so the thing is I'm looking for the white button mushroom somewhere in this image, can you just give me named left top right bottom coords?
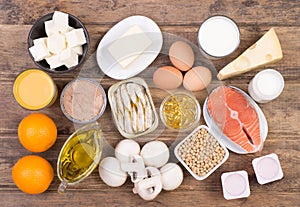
left=160, top=163, right=183, bottom=191
left=133, top=167, right=162, bottom=201
left=115, top=139, right=140, bottom=163
left=141, top=141, right=169, bottom=168
left=99, top=157, right=127, bottom=187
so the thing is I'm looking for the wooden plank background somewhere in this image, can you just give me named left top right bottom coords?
left=0, top=0, right=299, bottom=206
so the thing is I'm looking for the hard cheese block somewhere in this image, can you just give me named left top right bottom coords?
left=108, top=25, right=152, bottom=69
left=217, top=28, right=283, bottom=80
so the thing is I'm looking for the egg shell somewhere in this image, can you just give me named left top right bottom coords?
left=115, top=139, right=140, bottom=163
left=140, top=141, right=169, bottom=168
left=160, top=163, right=183, bottom=191
left=99, top=157, right=127, bottom=187
left=183, top=66, right=212, bottom=91
left=169, top=41, right=195, bottom=71
left=153, top=66, right=183, bottom=90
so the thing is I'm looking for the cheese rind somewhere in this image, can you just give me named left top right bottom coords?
left=107, top=25, right=152, bottom=69
left=217, top=28, right=283, bottom=80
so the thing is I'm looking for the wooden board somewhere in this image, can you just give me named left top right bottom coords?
left=0, top=0, right=299, bottom=206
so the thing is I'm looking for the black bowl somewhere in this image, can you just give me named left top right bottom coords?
left=27, top=12, right=90, bottom=73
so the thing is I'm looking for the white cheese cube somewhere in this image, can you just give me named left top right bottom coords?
left=45, top=54, right=64, bottom=69
left=47, top=33, right=66, bottom=54
left=33, top=37, right=47, bottom=46
left=44, top=20, right=58, bottom=37
left=71, top=45, right=83, bottom=55
left=66, top=26, right=74, bottom=32
left=29, top=43, right=50, bottom=61
left=108, top=25, right=152, bottom=68
left=52, top=11, right=69, bottom=33
left=65, top=28, right=87, bottom=48
left=60, top=48, right=78, bottom=68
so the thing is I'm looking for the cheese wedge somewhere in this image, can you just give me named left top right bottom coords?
left=217, top=28, right=283, bottom=80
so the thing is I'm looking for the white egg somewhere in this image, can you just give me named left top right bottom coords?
left=141, top=141, right=169, bottom=168
left=115, top=139, right=141, bottom=163
left=160, top=163, right=183, bottom=191
left=99, top=157, right=127, bottom=187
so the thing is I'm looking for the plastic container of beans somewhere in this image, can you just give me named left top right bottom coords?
left=174, top=125, right=229, bottom=180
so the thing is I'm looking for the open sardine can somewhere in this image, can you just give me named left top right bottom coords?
left=57, top=122, right=103, bottom=193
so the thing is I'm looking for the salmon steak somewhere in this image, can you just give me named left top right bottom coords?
left=207, top=86, right=262, bottom=153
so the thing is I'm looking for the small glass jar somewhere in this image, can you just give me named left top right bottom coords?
left=160, top=93, right=201, bottom=131
left=60, top=78, right=107, bottom=124
left=13, top=69, right=57, bottom=110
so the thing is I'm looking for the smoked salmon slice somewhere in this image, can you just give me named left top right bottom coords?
left=207, top=86, right=262, bottom=153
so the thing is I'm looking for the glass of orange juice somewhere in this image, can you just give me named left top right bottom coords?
left=13, top=69, right=57, bottom=110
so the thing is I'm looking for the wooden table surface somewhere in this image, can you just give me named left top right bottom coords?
left=1, top=0, right=299, bottom=206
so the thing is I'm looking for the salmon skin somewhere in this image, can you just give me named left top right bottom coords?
left=207, top=86, right=262, bottom=153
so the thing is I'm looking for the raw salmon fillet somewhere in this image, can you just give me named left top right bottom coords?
left=207, top=86, right=262, bottom=153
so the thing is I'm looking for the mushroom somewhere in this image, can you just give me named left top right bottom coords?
left=132, top=167, right=162, bottom=201
left=121, top=155, right=147, bottom=183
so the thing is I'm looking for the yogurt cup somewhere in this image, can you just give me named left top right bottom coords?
left=248, top=69, right=284, bottom=103
left=13, top=69, right=57, bottom=110
left=198, top=15, right=240, bottom=59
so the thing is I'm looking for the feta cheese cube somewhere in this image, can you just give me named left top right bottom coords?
left=65, top=28, right=87, bottom=48
left=45, top=54, right=64, bottom=69
left=66, top=26, right=74, bottom=32
left=33, top=37, right=47, bottom=46
left=60, top=48, right=78, bottom=68
left=52, top=11, right=69, bottom=33
left=71, top=45, right=83, bottom=55
left=47, top=33, right=66, bottom=54
left=44, top=20, right=58, bottom=37
left=29, top=43, right=50, bottom=61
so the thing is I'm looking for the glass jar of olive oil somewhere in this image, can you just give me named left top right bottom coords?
left=57, top=122, right=102, bottom=193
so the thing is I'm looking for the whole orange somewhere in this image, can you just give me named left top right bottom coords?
left=12, top=155, right=54, bottom=194
left=18, top=113, right=57, bottom=153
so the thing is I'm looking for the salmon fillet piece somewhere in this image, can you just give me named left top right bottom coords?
left=207, top=86, right=262, bottom=153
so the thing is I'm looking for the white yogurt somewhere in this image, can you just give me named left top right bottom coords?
left=252, top=153, right=284, bottom=185
left=221, top=170, right=250, bottom=200
left=198, top=16, right=240, bottom=58
left=248, top=69, right=284, bottom=103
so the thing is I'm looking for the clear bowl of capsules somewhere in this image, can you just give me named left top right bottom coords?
left=159, top=92, right=201, bottom=131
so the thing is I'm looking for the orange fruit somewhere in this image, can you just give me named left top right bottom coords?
left=12, top=155, right=54, bottom=194
left=18, top=113, right=57, bottom=153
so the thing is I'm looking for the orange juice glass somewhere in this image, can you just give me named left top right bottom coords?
left=13, top=69, right=57, bottom=110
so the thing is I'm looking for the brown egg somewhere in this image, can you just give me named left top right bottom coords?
left=183, top=66, right=212, bottom=91
left=169, top=41, right=194, bottom=71
left=153, top=66, right=183, bottom=90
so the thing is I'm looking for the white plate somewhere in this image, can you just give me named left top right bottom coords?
left=203, top=86, right=268, bottom=154
left=96, top=15, right=163, bottom=80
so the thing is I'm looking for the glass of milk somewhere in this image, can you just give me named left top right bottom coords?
left=198, top=16, right=240, bottom=59
left=248, top=69, right=284, bottom=103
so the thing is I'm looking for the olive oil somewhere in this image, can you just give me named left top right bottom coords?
left=57, top=122, right=102, bottom=193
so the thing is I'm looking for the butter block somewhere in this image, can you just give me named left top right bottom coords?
left=71, top=45, right=83, bottom=55
left=53, top=11, right=69, bottom=33
left=65, top=28, right=87, bottom=48
left=60, top=48, right=78, bottom=68
left=29, top=43, right=51, bottom=61
left=217, top=28, right=283, bottom=80
left=44, top=20, right=57, bottom=37
left=108, top=25, right=152, bottom=69
left=47, top=33, right=67, bottom=54
left=45, top=54, right=64, bottom=69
